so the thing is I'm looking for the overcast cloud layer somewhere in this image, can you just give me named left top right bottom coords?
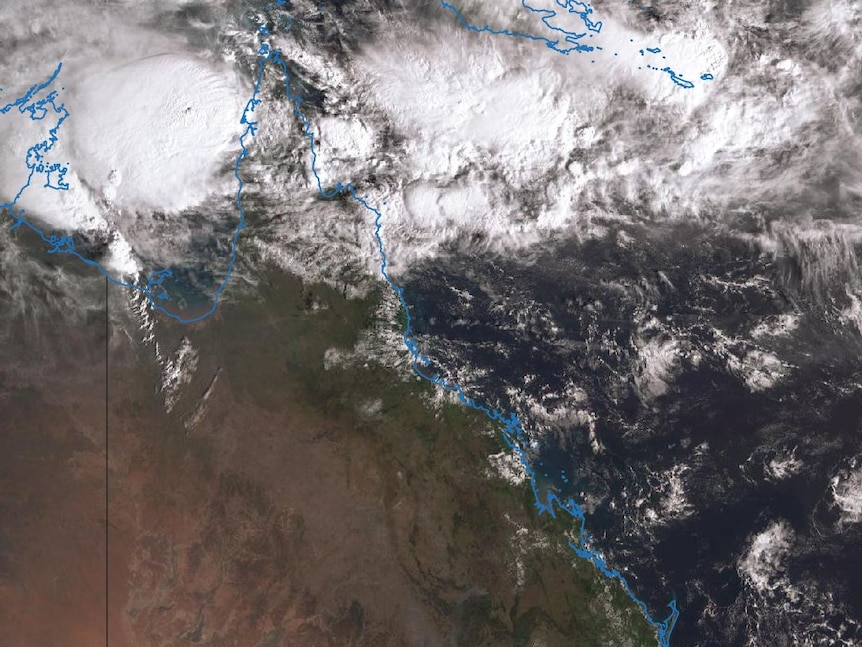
left=1, top=0, right=859, bottom=310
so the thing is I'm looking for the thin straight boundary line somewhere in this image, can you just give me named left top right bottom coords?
left=105, top=276, right=109, bottom=647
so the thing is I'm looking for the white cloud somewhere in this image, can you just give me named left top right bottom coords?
left=64, top=54, right=245, bottom=214
left=738, top=519, right=795, bottom=594
left=0, top=0, right=248, bottom=279
left=831, top=458, right=862, bottom=525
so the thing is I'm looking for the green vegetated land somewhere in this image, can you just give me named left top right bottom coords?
left=111, top=267, right=659, bottom=647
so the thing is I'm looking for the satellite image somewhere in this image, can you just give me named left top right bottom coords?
left=0, top=0, right=860, bottom=645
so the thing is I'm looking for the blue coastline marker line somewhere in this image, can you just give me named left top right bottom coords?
left=0, top=6, right=680, bottom=642
left=254, top=7, right=679, bottom=644
left=0, top=54, right=275, bottom=324
left=440, top=0, right=702, bottom=89
left=2, top=0, right=704, bottom=319
left=439, top=0, right=596, bottom=54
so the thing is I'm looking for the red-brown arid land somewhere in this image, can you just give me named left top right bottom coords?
left=0, top=258, right=655, bottom=647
